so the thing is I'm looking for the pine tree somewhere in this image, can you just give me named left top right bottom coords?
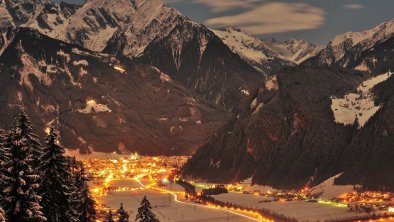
left=0, top=206, right=5, bottom=222
left=0, top=129, right=12, bottom=206
left=105, top=211, right=114, bottom=222
left=0, top=129, right=8, bottom=163
left=67, top=157, right=83, bottom=221
left=74, top=163, right=96, bottom=222
left=14, top=109, right=42, bottom=171
left=38, top=128, right=77, bottom=222
left=117, top=203, right=129, bottom=222
left=135, top=196, right=159, bottom=222
left=2, top=115, right=46, bottom=222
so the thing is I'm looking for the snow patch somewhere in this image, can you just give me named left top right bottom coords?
left=78, top=99, right=112, bottom=114
left=240, top=88, right=250, bottom=96
left=160, top=73, right=171, bottom=82
left=252, top=103, right=264, bottom=115
left=79, top=67, right=88, bottom=77
left=57, top=50, right=71, bottom=63
left=73, top=60, right=89, bottom=66
left=113, top=65, right=126, bottom=74
left=311, top=173, right=356, bottom=199
left=331, top=71, right=393, bottom=127
left=17, top=91, right=23, bottom=102
left=354, top=61, right=370, bottom=72
left=265, top=75, right=279, bottom=91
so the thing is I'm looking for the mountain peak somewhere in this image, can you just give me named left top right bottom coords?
left=304, top=18, right=394, bottom=66
left=331, top=19, right=394, bottom=47
left=212, top=27, right=294, bottom=74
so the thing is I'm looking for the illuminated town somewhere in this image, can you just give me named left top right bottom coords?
left=74, top=152, right=394, bottom=222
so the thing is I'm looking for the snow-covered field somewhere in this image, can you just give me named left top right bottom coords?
left=95, top=181, right=256, bottom=222
left=311, top=174, right=355, bottom=199
left=331, top=71, right=393, bottom=127
left=214, top=193, right=367, bottom=221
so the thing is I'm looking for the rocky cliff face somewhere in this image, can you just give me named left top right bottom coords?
left=0, top=28, right=228, bottom=155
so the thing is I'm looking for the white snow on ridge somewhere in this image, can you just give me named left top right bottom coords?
left=324, top=19, right=394, bottom=65
left=160, top=73, right=171, bottom=82
left=78, top=99, right=112, bottom=114
left=213, top=27, right=294, bottom=72
left=213, top=28, right=269, bottom=62
left=265, top=38, right=323, bottom=64
left=331, top=19, right=394, bottom=47
left=331, top=71, right=393, bottom=127
left=73, top=60, right=89, bottom=66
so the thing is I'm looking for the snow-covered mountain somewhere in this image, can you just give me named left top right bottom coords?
left=212, top=27, right=295, bottom=74
left=0, top=0, right=263, bottom=109
left=183, top=20, right=394, bottom=191
left=265, top=38, right=324, bottom=64
left=0, top=27, right=228, bottom=155
left=103, top=2, right=263, bottom=109
left=304, top=19, right=394, bottom=67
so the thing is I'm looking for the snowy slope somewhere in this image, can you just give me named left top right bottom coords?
left=305, top=19, right=394, bottom=66
left=54, top=0, right=135, bottom=52
left=311, top=174, right=355, bottom=199
left=0, top=0, right=263, bottom=110
left=0, top=27, right=228, bottom=155
left=213, top=27, right=294, bottom=74
left=265, top=38, right=324, bottom=64
left=331, top=71, right=393, bottom=127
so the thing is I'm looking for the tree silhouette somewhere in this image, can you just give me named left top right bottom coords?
left=135, top=196, right=159, bottom=222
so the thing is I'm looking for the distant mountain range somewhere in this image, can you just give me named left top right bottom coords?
left=1, top=0, right=394, bottom=190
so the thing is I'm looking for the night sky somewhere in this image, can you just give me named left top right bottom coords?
left=53, top=0, right=394, bottom=44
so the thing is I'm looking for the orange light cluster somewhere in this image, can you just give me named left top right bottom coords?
left=80, top=155, right=189, bottom=217
left=340, top=191, right=392, bottom=203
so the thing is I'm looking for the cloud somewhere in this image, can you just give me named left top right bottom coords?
left=192, top=0, right=261, bottom=12
left=343, top=3, right=364, bottom=10
left=205, top=2, right=326, bottom=35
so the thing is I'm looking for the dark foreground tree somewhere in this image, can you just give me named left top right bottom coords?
left=74, top=163, right=96, bottom=222
left=135, top=196, right=160, bottom=222
left=14, top=109, right=43, bottom=171
left=0, top=206, right=5, bottom=222
left=1, top=113, right=46, bottom=221
left=117, top=203, right=129, bottom=222
left=105, top=210, right=115, bottom=222
left=0, top=129, right=12, bottom=206
left=39, top=128, right=77, bottom=222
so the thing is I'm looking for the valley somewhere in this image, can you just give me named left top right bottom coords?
left=72, top=152, right=394, bottom=222
left=0, top=0, right=394, bottom=221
